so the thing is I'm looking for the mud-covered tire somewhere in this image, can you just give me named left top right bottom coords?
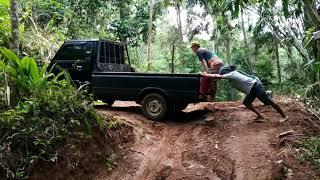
left=102, top=99, right=115, bottom=106
left=141, top=93, right=168, bottom=121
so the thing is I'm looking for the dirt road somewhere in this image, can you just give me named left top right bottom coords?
left=95, top=98, right=319, bottom=180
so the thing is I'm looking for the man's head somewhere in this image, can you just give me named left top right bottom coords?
left=190, top=41, right=200, bottom=53
left=219, top=65, right=234, bottom=75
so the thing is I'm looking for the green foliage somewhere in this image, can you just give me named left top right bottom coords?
left=10, top=0, right=318, bottom=105
left=0, top=47, right=55, bottom=97
left=270, top=81, right=302, bottom=96
left=109, top=0, right=164, bottom=44
left=305, top=57, right=320, bottom=82
left=253, top=56, right=275, bottom=84
left=105, top=153, right=118, bottom=171
left=0, top=61, right=7, bottom=108
left=2, top=0, right=320, bottom=177
left=0, top=80, right=102, bottom=179
left=215, top=80, right=235, bottom=102
left=177, top=46, right=202, bottom=73
left=299, top=137, right=320, bottom=170
left=0, top=48, right=103, bottom=179
left=106, top=116, right=123, bottom=129
left=305, top=27, right=316, bottom=47
left=232, top=46, right=252, bottom=73
left=0, top=0, right=10, bottom=46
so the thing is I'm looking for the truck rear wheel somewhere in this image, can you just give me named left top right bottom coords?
left=141, top=93, right=168, bottom=121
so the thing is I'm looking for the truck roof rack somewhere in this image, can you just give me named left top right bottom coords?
left=99, top=39, right=125, bottom=45
left=64, top=39, right=126, bottom=46
left=65, top=39, right=99, bottom=42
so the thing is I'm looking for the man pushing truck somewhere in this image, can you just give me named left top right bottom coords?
left=202, top=65, right=288, bottom=123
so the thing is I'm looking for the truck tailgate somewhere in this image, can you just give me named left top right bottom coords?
left=91, top=72, right=200, bottom=103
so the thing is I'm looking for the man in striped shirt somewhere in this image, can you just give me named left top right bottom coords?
left=191, top=41, right=224, bottom=100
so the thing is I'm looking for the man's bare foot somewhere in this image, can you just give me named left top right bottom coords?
left=279, top=116, right=288, bottom=123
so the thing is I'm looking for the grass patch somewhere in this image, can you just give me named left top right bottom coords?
left=106, top=153, right=118, bottom=171
left=299, top=137, right=320, bottom=170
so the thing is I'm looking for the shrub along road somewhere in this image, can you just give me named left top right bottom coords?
left=95, top=98, right=320, bottom=180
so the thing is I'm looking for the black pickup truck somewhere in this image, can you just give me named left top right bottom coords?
left=50, top=39, right=201, bottom=120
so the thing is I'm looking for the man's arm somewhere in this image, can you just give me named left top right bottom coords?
left=201, top=73, right=225, bottom=79
left=201, top=59, right=209, bottom=73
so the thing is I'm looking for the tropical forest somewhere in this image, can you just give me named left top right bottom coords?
left=0, top=0, right=320, bottom=179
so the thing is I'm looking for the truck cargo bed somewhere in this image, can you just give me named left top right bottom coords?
left=92, top=72, right=200, bottom=103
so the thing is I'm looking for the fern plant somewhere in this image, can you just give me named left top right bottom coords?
left=0, top=47, right=69, bottom=106
left=0, top=47, right=52, bottom=95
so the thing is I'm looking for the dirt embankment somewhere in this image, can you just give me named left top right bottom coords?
left=30, top=98, right=320, bottom=180
left=94, top=98, right=320, bottom=180
left=29, top=119, right=135, bottom=180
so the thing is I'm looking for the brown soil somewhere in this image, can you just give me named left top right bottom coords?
left=29, top=97, right=320, bottom=180
left=29, top=122, right=135, bottom=180
left=93, top=97, right=320, bottom=180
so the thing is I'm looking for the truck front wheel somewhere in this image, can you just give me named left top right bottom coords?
left=141, top=93, right=168, bottom=121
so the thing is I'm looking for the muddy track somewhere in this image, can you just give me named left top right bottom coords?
left=95, top=98, right=319, bottom=180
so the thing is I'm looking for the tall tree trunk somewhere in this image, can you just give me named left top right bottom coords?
left=223, top=14, right=236, bottom=100
left=240, top=7, right=252, bottom=73
left=287, top=45, right=294, bottom=78
left=147, top=0, right=154, bottom=70
left=241, top=8, right=248, bottom=46
left=135, top=47, right=140, bottom=64
left=175, top=1, right=183, bottom=63
left=186, top=7, right=192, bottom=40
left=303, top=0, right=320, bottom=30
left=4, top=73, right=10, bottom=106
left=223, top=14, right=232, bottom=64
left=10, top=0, right=19, bottom=55
left=225, top=37, right=231, bottom=64
left=303, top=0, right=320, bottom=82
left=265, top=10, right=309, bottom=61
left=119, top=1, right=128, bottom=43
left=225, top=35, right=236, bottom=100
left=212, top=16, right=219, bottom=53
left=254, top=42, right=259, bottom=63
left=275, top=42, right=282, bottom=83
left=302, top=0, right=320, bottom=66
left=176, top=2, right=183, bottom=45
left=171, top=44, right=175, bottom=73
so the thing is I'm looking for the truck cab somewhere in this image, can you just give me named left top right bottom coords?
left=51, top=39, right=133, bottom=84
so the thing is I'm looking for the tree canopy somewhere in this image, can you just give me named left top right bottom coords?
left=0, top=0, right=318, bottom=102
